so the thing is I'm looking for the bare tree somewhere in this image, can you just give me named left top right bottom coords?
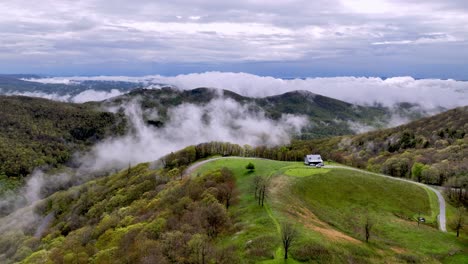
left=219, top=168, right=237, bottom=209
left=219, top=181, right=236, bottom=209
left=256, top=177, right=269, bottom=207
left=253, top=175, right=263, bottom=199
left=203, top=203, right=228, bottom=238
left=281, top=222, right=297, bottom=259
left=364, top=214, right=374, bottom=243
left=453, top=207, right=465, bottom=237
left=259, top=183, right=267, bottom=207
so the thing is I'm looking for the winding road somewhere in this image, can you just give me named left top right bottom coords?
left=185, top=157, right=447, bottom=232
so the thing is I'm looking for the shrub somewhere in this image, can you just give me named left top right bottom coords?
left=291, top=243, right=331, bottom=262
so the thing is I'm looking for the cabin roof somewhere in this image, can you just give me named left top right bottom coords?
left=306, top=154, right=322, bottom=160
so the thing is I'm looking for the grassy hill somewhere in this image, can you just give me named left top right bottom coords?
left=193, top=158, right=467, bottom=263
left=2, top=157, right=466, bottom=263
left=283, top=106, right=468, bottom=204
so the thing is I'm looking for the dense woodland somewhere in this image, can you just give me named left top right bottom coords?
left=0, top=96, right=126, bottom=178
left=0, top=163, right=240, bottom=263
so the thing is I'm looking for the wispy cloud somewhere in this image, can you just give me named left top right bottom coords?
left=372, top=34, right=460, bottom=45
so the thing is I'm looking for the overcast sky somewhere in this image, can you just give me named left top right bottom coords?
left=1, top=0, right=468, bottom=78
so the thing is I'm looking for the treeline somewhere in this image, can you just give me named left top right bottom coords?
left=1, top=163, right=240, bottom=263
left=161, top=141, right=308, bottom=170
left=0, top=96, right=126, bottom=178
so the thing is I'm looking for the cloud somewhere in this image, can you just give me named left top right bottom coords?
left=28, top=72, right=468, bottom=109
left=84, top=98, right=307, bottom=171
left=5, top=89, right=124, bottom=103
left=71, top=89, right=124, bottom=103
left=0, top=0, right=467, bottom=77
left=5, top=91, right=72, bottom=101
left=372, top=34, right=459, bottom=45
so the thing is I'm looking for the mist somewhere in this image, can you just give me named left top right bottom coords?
left=0, top=96, right=307, bottom=232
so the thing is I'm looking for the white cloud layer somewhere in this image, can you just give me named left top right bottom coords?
left=28, top=72, right=468, bottom=109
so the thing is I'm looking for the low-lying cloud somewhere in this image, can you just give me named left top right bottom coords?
left=85, top=98, right=307, bottom=171
left=5, top=89, right=124, bottom=103
left=26, top=72, right=468, bottom=109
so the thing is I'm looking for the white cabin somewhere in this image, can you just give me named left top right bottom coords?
left=304, top=154, right=324, bottom=167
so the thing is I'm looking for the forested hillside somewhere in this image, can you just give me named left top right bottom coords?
left=0, top=96, right=126, bottom=178
left=2, top=156, right=466, bottom=263
left=0, top=163, right=240, bottom=263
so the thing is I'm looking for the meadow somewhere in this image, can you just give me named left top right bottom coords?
left=193, top=157, right=468, bottom=263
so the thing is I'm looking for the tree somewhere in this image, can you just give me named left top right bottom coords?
left=219, top=181, right=236, bottom=209
left=281, top=222, right=297, bottom=259
left=189, top=234, right=211, bottom=264
left=452, top=207, right=465, bottom=238
left=364, top=214, right=374, bottom=243
left=411, top=162, right=425, bottom=182
left=253, top=175, right=263, bottom=199
left=218, top=168, right=237, bottom=209
left=259, top=181, right=267, bottom=207
left=203, top=203, right=228, bottom=238
left=246, top=162, right=255, bottom=172
left=253, top=176, right=269, bottom=207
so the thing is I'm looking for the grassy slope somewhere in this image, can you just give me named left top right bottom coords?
left=193, top=158, right=468, bottom=263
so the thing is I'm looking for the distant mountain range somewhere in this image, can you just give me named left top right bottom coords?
left=0, top=75, right=143, bottom=95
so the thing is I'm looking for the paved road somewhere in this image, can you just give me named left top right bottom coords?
left=185, top=157, right=447, bottom=232
left=326, top=165, right=446, bottom=232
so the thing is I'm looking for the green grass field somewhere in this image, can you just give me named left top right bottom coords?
left=193, top=157, right=468, bottom=263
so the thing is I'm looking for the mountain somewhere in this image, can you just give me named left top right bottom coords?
left=0, top=86, right=452, bottom=182
left=102, top=87, right=390, bottom=138
left=0, top=88, right=389, bottom=181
